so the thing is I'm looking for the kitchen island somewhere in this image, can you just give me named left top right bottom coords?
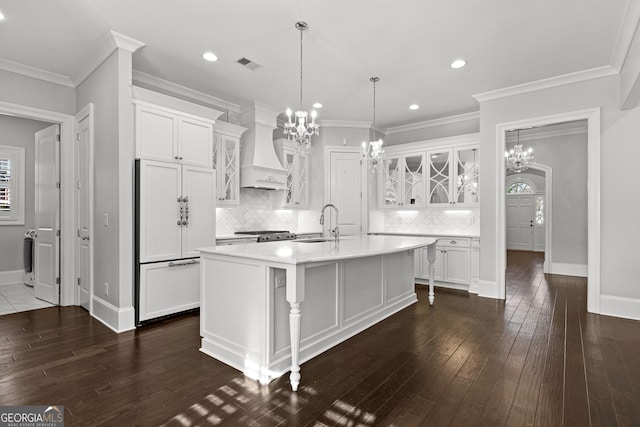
left=198, top=234, right=437, bottom=391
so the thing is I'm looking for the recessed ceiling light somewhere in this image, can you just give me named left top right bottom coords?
left=313, top=102, right=323, bottom=109
left=0, top=10, right=5, bottom=20
left=450, top=59, right=467, bottom=69
left=409, top=104, right=420, bottom=110
left=202, top=52, right=218, bottom=62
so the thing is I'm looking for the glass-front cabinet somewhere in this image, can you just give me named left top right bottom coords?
left=427, top=144, right=479, bottom=207
left=275, top=139, right=309, bottom=208
left=380, top=153, right=425, bottom=208
left=213, top=122, right=246, bottom=207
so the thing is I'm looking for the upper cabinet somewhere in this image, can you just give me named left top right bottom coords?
left=380, top=153, right=425, bottom=208
left=427, top=145, right=479, bottom=207
left=213, top=122, right=246, bottom=206
left=379, top=135, right=479, bottom=209
left=135, top=102, right=213, bottom=168
left=275, top=139, right=309, bottom=208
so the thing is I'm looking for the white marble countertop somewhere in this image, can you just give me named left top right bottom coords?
left=200, top=234, right=436, bottom=265
left=369, top=231, right=480, bottom=239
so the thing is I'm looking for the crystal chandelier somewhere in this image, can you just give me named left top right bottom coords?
left=284, top=21, right=319, bottom=151
left=505, top=129, right=533, bottom=173
left=361, top=77, right=384, bottom=167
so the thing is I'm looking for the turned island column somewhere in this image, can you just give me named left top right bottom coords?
left=427, top=243, right=436, bottom=305
left=285, top=264, right=306, bottom=391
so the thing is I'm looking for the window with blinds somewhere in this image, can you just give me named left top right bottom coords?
left=0, top=158, right=11, bottom=212
left=0, top=145, right=25, bottom=224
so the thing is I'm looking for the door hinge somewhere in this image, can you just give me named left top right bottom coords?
left=77, top=277, right=81, bottom=286
left=77, top=180, right=81, bottom=189
left=77, top=229, right=80, bottom=237
left=56, top=134, right=61, bottom=142
left=56, top=229, right=60, bottom=237
left=56, top=277, right=60, bottom=285
left=76, top=132, right=80, bottom=142
left=56, top=181, right=61, bottom=189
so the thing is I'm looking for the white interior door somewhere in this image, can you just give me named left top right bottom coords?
left=181, top=165, right=216, bottom=258
left=34, top=125, right=60, bottom=304
left=139, top=160, right=182, bottom=263
left=76, top=114, right=91, bottom=310
left=506, top=194, right=534, bottom=251
left=329, top=151, right=362, bottom=235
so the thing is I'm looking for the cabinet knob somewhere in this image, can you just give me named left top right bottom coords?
left=174, top=156, right=179, bottom=160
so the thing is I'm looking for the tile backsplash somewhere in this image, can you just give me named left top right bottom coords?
left=373, top=208, right=480, bottom=235
left=216, top=188, right=299, bottom=235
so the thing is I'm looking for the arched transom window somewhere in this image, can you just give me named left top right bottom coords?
left=506, top=181, right=534, bottom=194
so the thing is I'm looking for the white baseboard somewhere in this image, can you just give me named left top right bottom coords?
left=468, top=281, right=480, bottom=294
left=478, top=279, right=501, bottom=299
left=91, top=296, right=136, bottom=333
left=0, top=270, right=25, bottom=286
left=550, top=263, right=587, bottom=277
left=599, top=295, right=640, bottom=321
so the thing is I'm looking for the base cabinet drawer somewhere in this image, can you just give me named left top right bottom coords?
left=139, top=259, right=200, bottom=322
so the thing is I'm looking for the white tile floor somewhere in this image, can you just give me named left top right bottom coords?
left=0, top=283, right=55, bottom=315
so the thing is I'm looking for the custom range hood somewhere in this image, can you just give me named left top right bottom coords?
left=236, top=102, right=287, bottom=190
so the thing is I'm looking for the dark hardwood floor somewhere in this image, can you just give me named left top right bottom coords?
left=1, top=251, right=639, bottom=426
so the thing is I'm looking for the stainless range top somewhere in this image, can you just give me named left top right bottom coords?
left=235, top=230, right=297, bottom=243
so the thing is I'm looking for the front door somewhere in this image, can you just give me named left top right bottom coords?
left=506, top=194, right=534, bottom=251
left=328, top=151, right=363, bottom=235
left=34, top=125, right=60, bottom=304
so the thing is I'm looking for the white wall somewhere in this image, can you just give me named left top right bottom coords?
left=0, top=69, right=75, bottom=115
left=76, top=48, right=136, bottom=330
left=479, top=75, right=640, bottom=304
left=507, top=126, right=588, bottom=265
left=0, top=115, right=51, bottom=272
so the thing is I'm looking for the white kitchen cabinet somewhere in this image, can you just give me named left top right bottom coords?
left=138, top=259, right=200, bottom=322
left=427, top=145, right=479, bottom=207
left=138, top=159, right=216, bottom=263
left=417, top=237, right=471, bottom=286
left=379, top=152, right=425, bottom=208
left=213, top=130, right=241, bottom=206
left=275, top=139, right=309, bottom=208
left=135, top=101, right=214, bottom=168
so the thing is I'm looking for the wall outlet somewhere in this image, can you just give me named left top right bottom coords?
left=104, top=213, right=109, bottom=226
left=104, top=282, right=109, bottom=296
left=275, top=270, right=286, bottom=288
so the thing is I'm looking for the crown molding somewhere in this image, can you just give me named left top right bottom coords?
left=110, top=30, right=146, bottom=53
left=72, top=30, right=145, bottom=87
left=319, top=119, right=371, bottom=129
left=472, top=65, right=618, bottom=103
left=0, top=58, right=74, bottom=87
left=506, top=126, right=587, bottom=143
left=384, top=111, right=479, bottom=135
left=611, top=0, right=640, bottom=71
left=132, top=70, right=241, bottom=114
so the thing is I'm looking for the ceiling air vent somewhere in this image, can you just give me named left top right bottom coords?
left=235, top=57, right=261, bottom=70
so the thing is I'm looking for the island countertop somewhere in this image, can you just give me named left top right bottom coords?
left=198, top=234, right=437, bottom=265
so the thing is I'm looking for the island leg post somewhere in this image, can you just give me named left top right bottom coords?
left=286, top=265, right=305, bottom=391
left=427, top=243, right=436, bottom=305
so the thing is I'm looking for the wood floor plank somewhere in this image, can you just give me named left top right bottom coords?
left=0, top=252, right=637, bottom=426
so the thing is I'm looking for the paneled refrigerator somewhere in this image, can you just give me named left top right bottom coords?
left=135, top=159, right=216, bottom=325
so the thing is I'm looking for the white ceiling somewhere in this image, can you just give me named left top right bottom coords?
left=0, top=0, right=630, bottom=128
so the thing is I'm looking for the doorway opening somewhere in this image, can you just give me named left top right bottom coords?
left=0, top=101, right=80, bottom=309
left=497, top=112, right=596, bottom=311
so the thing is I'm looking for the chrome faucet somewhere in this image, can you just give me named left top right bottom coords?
left=319, top=204, right=339, bottom=241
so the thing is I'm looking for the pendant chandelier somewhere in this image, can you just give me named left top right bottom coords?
left=505, top=129, right=533, bottom=173
left=361, top=77, right=384, bottom=167
left=284, top=21, right=319, bottom=151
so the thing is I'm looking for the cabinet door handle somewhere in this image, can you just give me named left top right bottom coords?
left=450, top=240, right=457, bottom=244
left=168, top=260, right=199, bottom=267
